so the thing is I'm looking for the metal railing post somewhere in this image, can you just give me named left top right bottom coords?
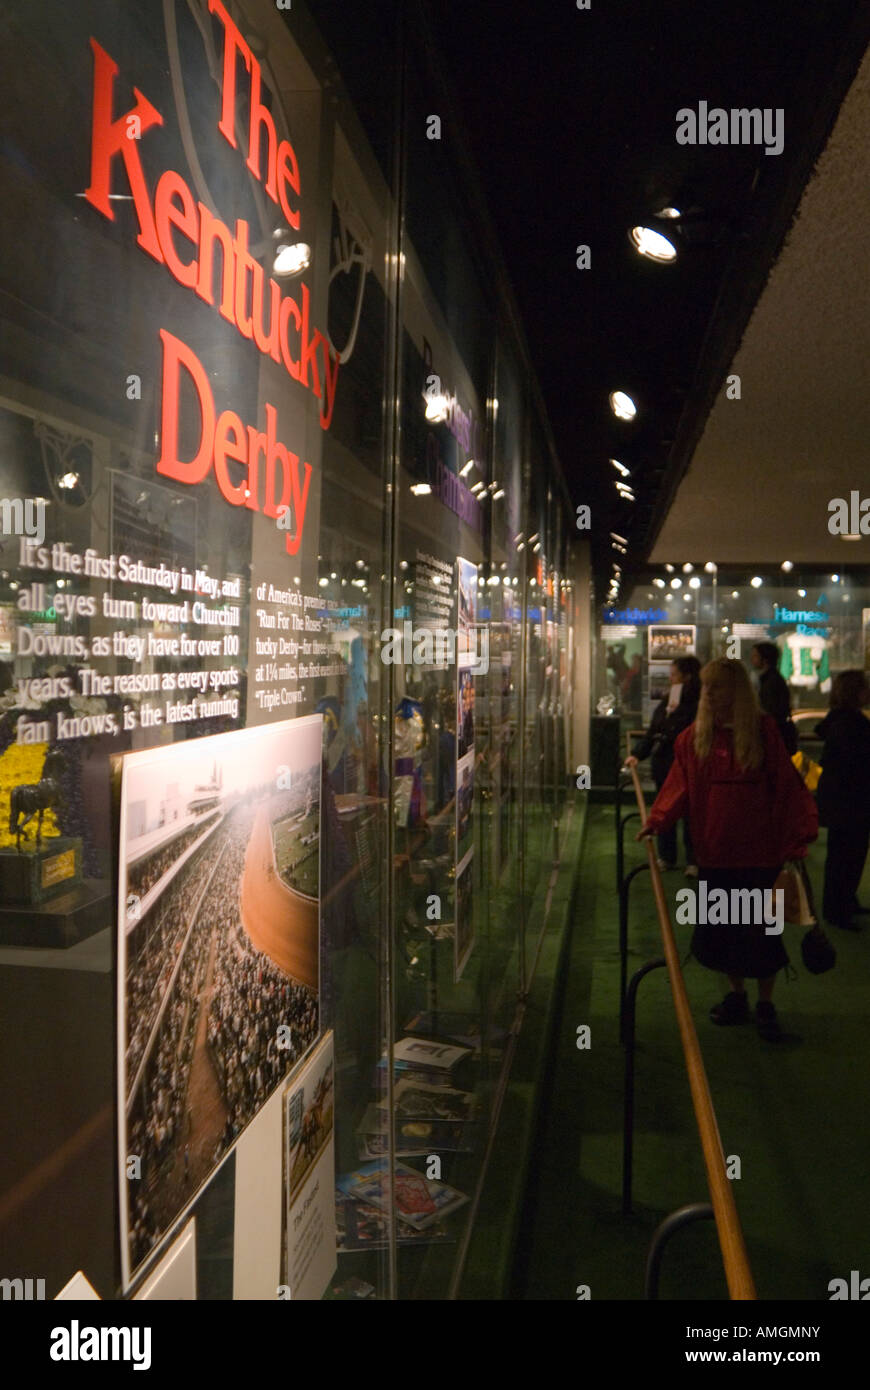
left=645, top=1204, right=715, bottom=1299
left=622, top=957, right=666, bottom=1215
left=618, top=863, right=650, bottom=1042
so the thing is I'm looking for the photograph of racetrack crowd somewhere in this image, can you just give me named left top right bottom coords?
left=118, top=719, right=322, bottom=1283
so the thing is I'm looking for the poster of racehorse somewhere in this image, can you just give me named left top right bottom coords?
left=285, top=1032, right=334, bottom=1202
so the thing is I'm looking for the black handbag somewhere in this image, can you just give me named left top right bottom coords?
left=801, top=924, right=836, bottom=975
left=793, top=863, right=836, bottom=974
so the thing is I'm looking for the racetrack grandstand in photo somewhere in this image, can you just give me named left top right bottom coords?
left=117, top=718, right=323, bottom=1284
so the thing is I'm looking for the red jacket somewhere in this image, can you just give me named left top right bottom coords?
left=645, top=715, right=818, bottom=868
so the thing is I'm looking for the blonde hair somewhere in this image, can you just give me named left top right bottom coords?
left=693, top=659, right=764, bottom=770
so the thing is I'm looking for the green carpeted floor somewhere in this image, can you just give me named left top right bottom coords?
left=513, top=805, right=870, bottom=1301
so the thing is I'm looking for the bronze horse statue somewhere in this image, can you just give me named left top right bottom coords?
left=9, top=746, right=65, bottom=851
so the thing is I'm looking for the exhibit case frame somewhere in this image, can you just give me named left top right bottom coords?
left=0, top=0, right=583, bottom=1300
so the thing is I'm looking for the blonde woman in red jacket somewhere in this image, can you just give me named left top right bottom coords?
left=638, top=659, right=818, bottom=1041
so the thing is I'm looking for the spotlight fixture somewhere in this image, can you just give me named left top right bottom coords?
left=704, top=561, right=717, bottom=573
left=657, top=206, right=682, bottom=220
left=652, top=578, right=665, bottom=589
left=831, top=574, right=840, bottom=583
left=670, top=577, right=682, bottom=589
left=410, top=483, right=431, bottom=496
left=610, top=532, right=628, bottom=545
left=664, top=564, right=675, bottom=573
left=629, top=225, right=677, bottom=263
left=780, top=560, right=794, bottom=572
left=57, top=471, right=81, bottom=491
left=459, top=459, right=475, bottom=478
left=689, top=576, right=701, bottom=589
left=610, top=458, right=631, bottom=477
left=731, top=591, right=739, bottom=599
left=492, top=488, right=505, bottom=500
left=750, top=576, right=763, bottom=588
left=797, top=589, right=807, bottom=598
left=682, top=563, right=693, bottom=573
left=609, top=391, right=637, bottom=420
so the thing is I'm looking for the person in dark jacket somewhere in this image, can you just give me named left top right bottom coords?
left=751, top=642, right=797, bottom=754
left=624, top=656, right=701, bottom=873
left=815, top=669, right=870, bottom=931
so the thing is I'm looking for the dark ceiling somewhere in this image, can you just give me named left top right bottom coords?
left=427, top=0, right=870, bottom=587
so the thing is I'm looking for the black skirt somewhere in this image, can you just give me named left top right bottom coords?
left=690, top=866, right=789, bottom=980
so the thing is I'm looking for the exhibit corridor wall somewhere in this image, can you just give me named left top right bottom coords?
left=0, top=0, right=582, bottom=1300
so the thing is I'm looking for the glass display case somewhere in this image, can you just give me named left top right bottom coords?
left=0, top=0, right=582, bottom=1300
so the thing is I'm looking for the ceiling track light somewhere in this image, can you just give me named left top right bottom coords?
left=629, top=225, right=678, bottom=263
left=609, top=391, right=637, bottom=421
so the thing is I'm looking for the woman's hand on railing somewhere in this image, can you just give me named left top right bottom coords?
left=623, top=754, right=639, bottom=769
left=635, top=819, right=655, bottom=841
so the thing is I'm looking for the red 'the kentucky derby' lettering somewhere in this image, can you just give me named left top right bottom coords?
left=80, top=34, right=339, bottom=558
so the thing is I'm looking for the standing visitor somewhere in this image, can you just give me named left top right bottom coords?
left=624, top=656, right=701, bottom=874
left=815, top=670, right=870, bottom=932
left=751, top=641, right=797, bottom=753
left=638, top=659, right=818, bottom=1041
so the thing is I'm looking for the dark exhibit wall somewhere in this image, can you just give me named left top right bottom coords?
left=0, top=0, right=583, bottom=1300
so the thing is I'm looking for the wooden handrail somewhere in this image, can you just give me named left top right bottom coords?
left=627, top=764, right=757, bottom=1300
